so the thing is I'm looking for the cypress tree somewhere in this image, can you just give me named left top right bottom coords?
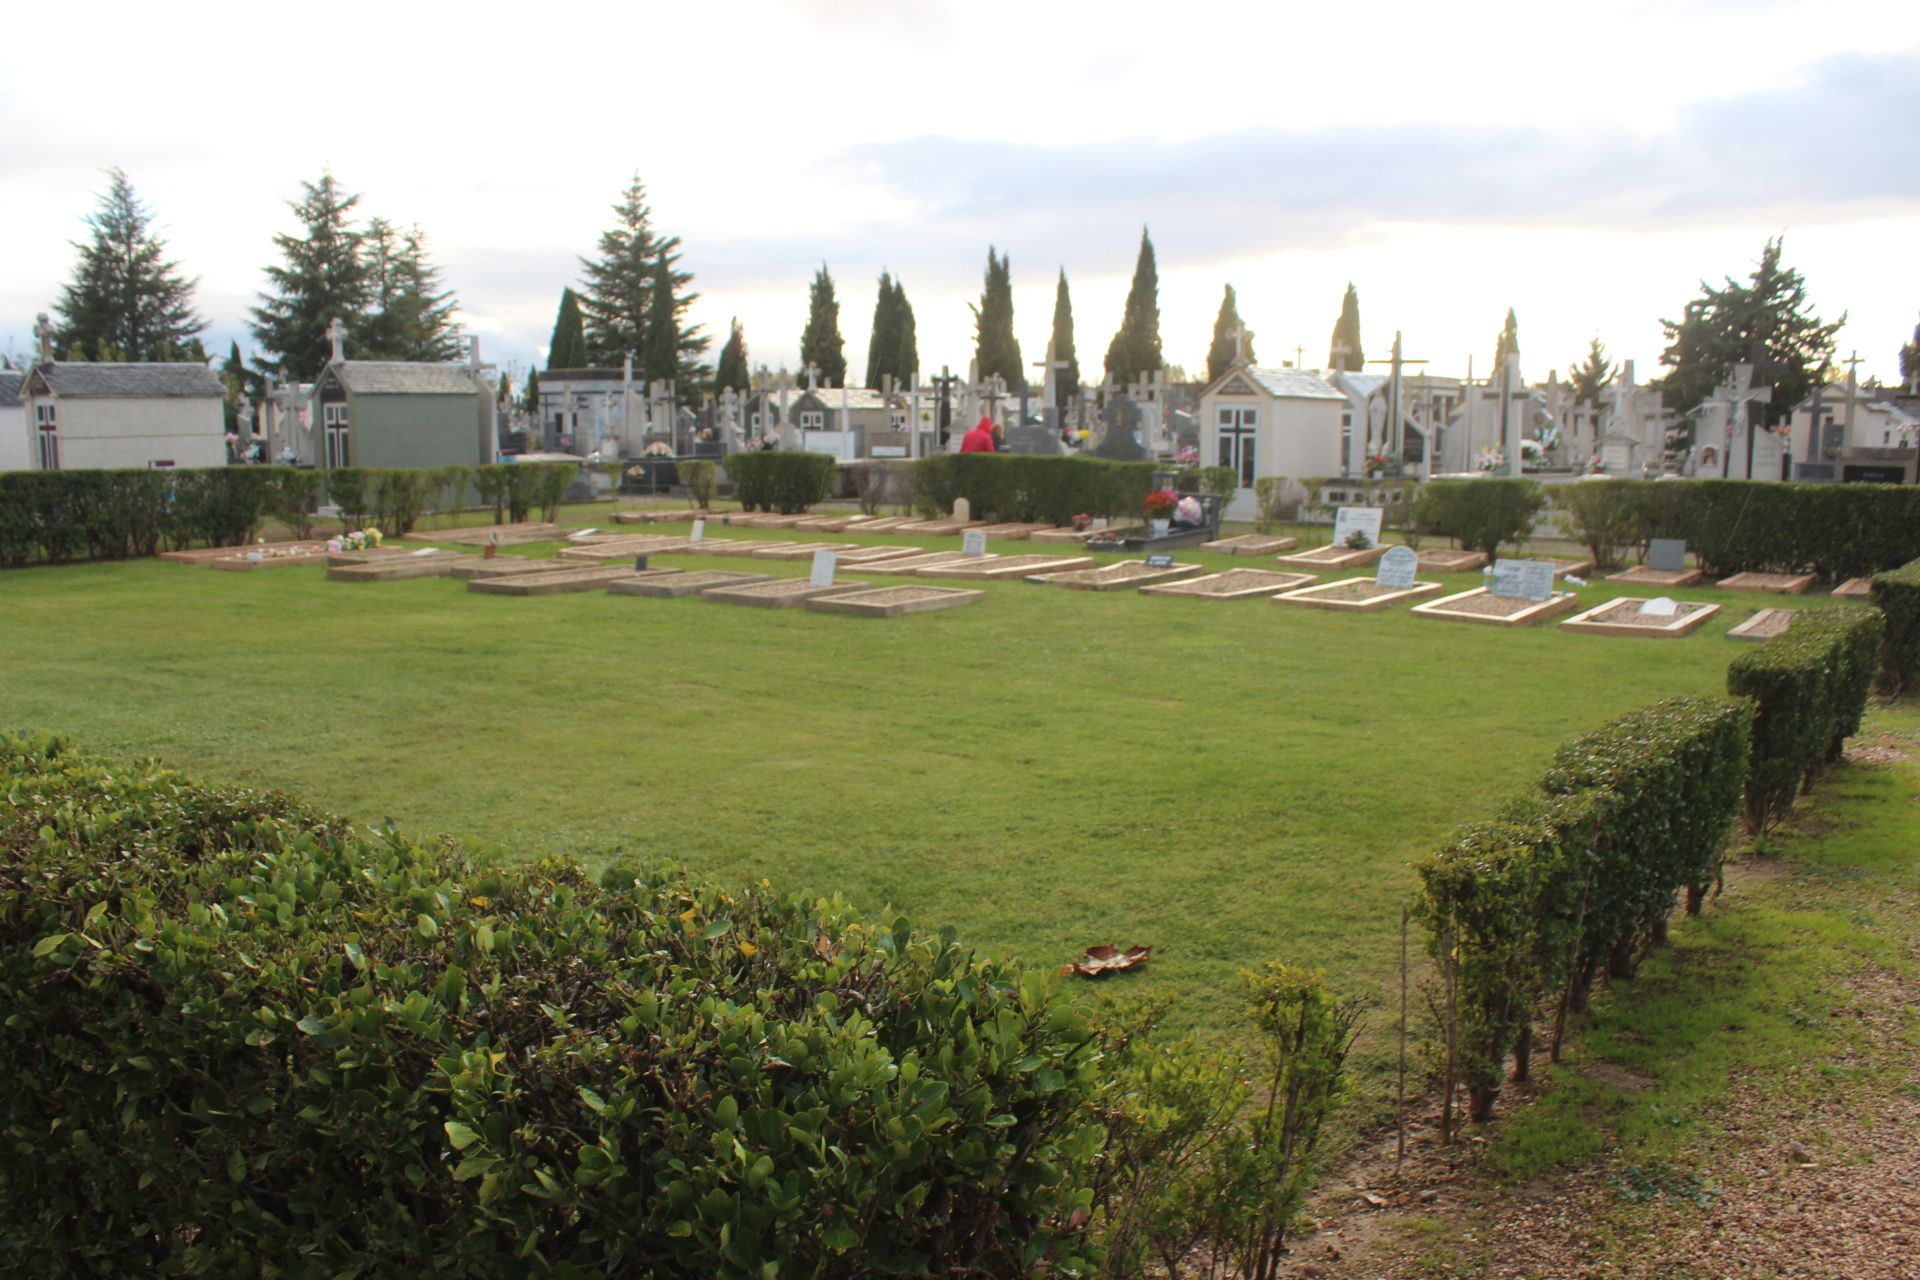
left=1328, top=283, right=1364, bottom=371
left=713, top=319, right=750, bottom=396
left=1492, top=307, right=1520, bottom=374
left=865, top=270, right=898, bottom=389
left=497, top=369, right=511, bottom=408
left=890, top=278, right=919, bottom=384
left=546, top=288, right=589, bottom=370
left=798, top=264, right=847, bottom=387
left=641, top=250, right=680, bottom=383
left=1205, top=284, right=1254, bottom=382
left=251, top=170, right=369, bottom=381
left=577, top=174, right=705, bottom=380
left=1568, top=337, right=1615, bottom=414
left=522, top=367, right=541, bottom=416
left=972, top=247, right=1024, bottom=391
left=1901, top=316, right=1920, bottom=390
left=54, top=168, right=206, bottom=362
left=1048, top=270, right=1080, bottom=414
left=1103, top=227, right=1162, bottom=383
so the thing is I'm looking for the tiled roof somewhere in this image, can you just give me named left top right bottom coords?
left=34, top=362, right=224, bottom=399
left=0, top=373, right=21, bottom=408
left=1246, top=366, right=1344, bottom=401
left=332, top=362, right=482, bottom=395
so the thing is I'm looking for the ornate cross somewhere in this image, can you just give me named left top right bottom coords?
left=325, top=317, right=348, bottom=363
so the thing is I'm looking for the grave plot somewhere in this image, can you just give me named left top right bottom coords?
left=1831, top=577, right=1873, bottom=599
left=1028, top=527, right=1099, bottom=544
left=611, top=508, right=715, bottom=525
left=1138, top=568, right=1315, bottom=599
left=162, top=539, right=339, bottom=565
left=207, top=542, right=361, bottom=571
left=1033, top=561, right=1203, bottom=591
left=841, top=516, right=918, bottom=532
left=467, top=566, right=644, bottom=596
left=327, top=554, right=484, bottom=582
left=450, top=559, right=605, bottom=582
left=726, top=513, right=809, bottom=529
left=1728, top=608, right=1798, bottom=641
left=1716, top=571, right=1815, bottom=595
left=1560, top=596, right=1721, bottom=638
left=1606, top=563, right=1705, bottom=588
left=1201, top=533, right=1299, bottom=554
left=752, top=542, right=866, bottom=561
left=608, top=570, right=772, bottom=599
left=858, top=551, right=976, bottom=575
left=914, top=555, right=1094, bottom=580
left=911, top=518, right=985, bottom=535
left=1409, top=557, right=1575, bottom=627
left=326, top=547, right=416, bottom=567
left=972, top=523, right=1050, bottom=541
left=1274, top=542, right=1389, bottom=570
left=426, top=522, right=563, bottom=546
left=873, top=519, right=943, bottom=533
left=699, top=579, right=871, bottom=609
left=680, top=540, right=798, bottom=557
left=1415, top=548, right=1488, bottom=573
left=834, top=546, right=927, bottom=564
left=805, top=585, right=986, bottom=617
left=557, top=537, right=691, bottom=561
left=1275, top=577, right=1443, bottom=612
left=1544, top=557, right=1598, bottom=579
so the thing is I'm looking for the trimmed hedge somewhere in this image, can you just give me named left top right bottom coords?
left=1728, top=606, right=1884, bottom=832
left=912, top=455, right=1156, bottom=524
left=1413, top=478, right=1545, bottom=558
left=727, top=451, right=838, bottom=513
left=0, top=734, right=1104, bottom=1276
left=1870, top=557, right=1920, bottom=694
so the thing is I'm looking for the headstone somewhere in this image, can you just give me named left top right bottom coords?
left=1145, top=554, right=1175, bottom=569
left=1490, top=558, right=1555, bottom=601
left=1641, top=596, right=1679, bottom=617
left=690, top=519, right=706, bottom=543
left=1330, top=506, right=1384, bottom=550
left=953, top=497, right=971, bottom=523
left=809, top=551, right=837, bottom=588
left=633, top=554, right=649, bottom=572
left=962, top=530, right=988, bottom=558
left=1647, top=538, right=1687, bottom=573
left=1375, top=545, right=1419, bottom=589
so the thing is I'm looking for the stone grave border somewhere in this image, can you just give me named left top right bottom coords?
left=805, top=586, right=986, bottom=618
left=327, top=555, right=484, bottom=582
left=859, top=551, right=976, bottom=575
left=608, top=570, right=772, bottom=599
left=1716, top=572, right=1816, bottom=595
left=1275, top=543, right=1390, bottom=570
left=1200, top=533, right=1300, bottom=554
left=1033, top=562, right=1204, bottom=591
left=427, top=522, right=562, bottom=546
left=1560, top=597, right=1722, bottom=638
left=1727, top=608, right=1798, bottom=641
left=1545, top=557, right=1598, bottom=579
left=452, top=559, right=603, bottom=582
left=1831, top=577, right=1873, bottom=599
left=1138, top=569, right=1316, bottom=599
left=753, top=543, right=864, bottom=561
left=1273, top=577, right=1445, bottom=613
left=1414, top=549, right=1489, bottom=573
left=699, top=579, right=871, bottom=609
left=467, top=566, right=647, bottom=596
left=914, top=555, right=1092, bottom=580
left=1606, top=564, right=1705, bottom=588
left=1409, top=587, right=1581, bottom=628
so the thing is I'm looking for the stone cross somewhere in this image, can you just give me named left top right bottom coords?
left=1228, top=326, right=1247, bottom=364
left=1330, top=340, right=1353, bottom=373
left=1033, top=341, right=1069, bottom=419
left=1367, top=331, right=1430, bottom=475
left=34, top=313, right=53, bottom=363
left=326, top=317, right=348, bottom=363
left=805, top=362, right=821, bottom=393
left=1719, top=362, right=1773, bottom=476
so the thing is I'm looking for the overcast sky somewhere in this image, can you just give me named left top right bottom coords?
left=3, top=0, right=1916, bottom=388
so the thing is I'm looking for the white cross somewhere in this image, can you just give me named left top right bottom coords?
left=805, top=362, right=820, bottom=392
left=33, top=312, right=53, bottom=363
left=325, top=317, right=348, bottom=363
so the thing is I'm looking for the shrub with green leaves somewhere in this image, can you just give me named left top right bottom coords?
left=1253, top=476, right=1289, bottom=532
left=0, top=734, right=1105, bottom=1277
left=911, top=455, right=1154, bottom=525
left=1413, top=478, right=1544, bottom=558
left=271, top=467, right=325, bottom=539
left=1870, top=557, right=1920, bottom=695
left=679, top=458, right=719, bottom=510
left=1550, top=479, right=1641, bottom=569
left=324, top=466, right=371, bottom=531
left=728, top=452, right=838, bottom=514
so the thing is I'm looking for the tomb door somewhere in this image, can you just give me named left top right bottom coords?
left=34, top=403, right=59, bottom=471
left=1217, top=405, right=1257, bottom=489
left=323, top=402, right=351, bottom=469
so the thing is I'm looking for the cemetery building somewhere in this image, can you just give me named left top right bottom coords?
left=306, top=321, right=495, bottom=471
left=0, top=372, right=27, bottom=471
left=1780, top=381, right=1919, bottom=483
left=1196, top=362, right=1345, bottom=520
left=18, top=361, right=226, bottom=471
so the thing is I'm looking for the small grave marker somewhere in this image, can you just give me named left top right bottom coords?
left=1375, top=545, right=1418, bottom=589
left=962, top=530, right=989, bottom=558
left=1647, top=539, right=1687, bottom=573
left=1145, top=553, right=1176, bottom=569
left=408, top=547, right=440, bottom=558
left=1641, top=596, right=1679, bottom=616
left=690, top=519, right=706, bottom=542
left=1330, top=506, right=1384, bottom=550
left=953, top=497, right=971, bottom=522
left=633, top=554, right=649, bottom=571
left=809, top=550, right=838, bottom=588
left=1490, top=559, right=1555, bottom=602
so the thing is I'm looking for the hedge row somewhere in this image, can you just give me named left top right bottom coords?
left=912, top=455, right=1157, bottom=524
left=726, top=452, right=838, bottom=513
left=1414, top=697, right=1752, bottom=1121
left=1728, top=607, right=1883, bottom=833
left=0, top=734, right=1104, bottom=1276
left=1870, top=557, right=1920, bottom=694
left=1415, top=478, right=1546, bottom=558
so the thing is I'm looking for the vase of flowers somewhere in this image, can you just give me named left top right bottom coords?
left=1143, top=487, right=1178, bottom=536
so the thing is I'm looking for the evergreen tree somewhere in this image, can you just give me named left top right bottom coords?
left=1492, top=307, right=1520, bottom=375
left=798, top=264, right=847, bottom=387
left=359, top=220, right=461, bottom=362
left=890, top=278, right=919, bottom=385
left=54, top=167, right=206, bottom=362
left=1899, top=316, right=1918, bottom=390
left=641, top=250, right=680, bottom=383
left=576, top=174, right=706, bottom=380
left=713, top=318, right=750, bottom=396
left=1568, top=337, right=1614, bottom=412
left=1328, top=283, right=1364, bottom=371
left=252, top=171, right=370, bottom=381
left=220, top=340, right=253, bottom=435
left=546, top=288, right=589, bottom=369
left=865, top=270, right=899, bottom=389
left=971, top=247, right=1024, bottom=391
left=1103, top=227, right=1162, bottom=383
left=1658, top=237, right=1843, bottom=424
left=522, top=367, right=541, bottom=416
left=1048, top=269, right=1080, bottom=414
left=1205, top=284, right=1254, bottom=382
left=496, top=369, right=511, bottom=408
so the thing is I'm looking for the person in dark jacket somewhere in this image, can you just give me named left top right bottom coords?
left=960, top=414, right=997, bottom=453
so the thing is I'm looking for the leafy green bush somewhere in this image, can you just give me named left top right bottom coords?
left=1253, top=476, right=1289, bottom=532
left=1870, top=557, right=1920, bottom=695
left=1414, top=478, right=1544, bottom=558
left=911, top=455, right=1155, bottom=525
left=270, top=467, right=324, bottom=540
left=1727, top=607, right=1884, bottom=832
left=324, top=466, right=371, bottom=531
left=473, top=464, right=510, bottom=524
left=533, top=462, right=574, bottom=521
left=679, top=458, right=719, bottom=510
left=728, top=452, right=838, bottom=514
left=371, top=469, right=431, bottom=536
left=1550, top=479, right=1640, bottom=569
left=0, top=734, right=1106, bottom=1277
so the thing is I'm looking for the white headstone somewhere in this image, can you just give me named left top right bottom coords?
left=1490, top=558, right=1555, bottom=602
left=962, top=529, right=988, bottom=558
left=809, top=550, right=837, bottom=588
left=952, top=496, right=971, bottom=523
left=690, top=519, right=705, bottom=543
left=1641, top=596, right=1679, bottom=617
left=1375, top=545, right=1419, bottom=589
left=1330, top=506, right=1384, bottom=550
left=1647, top=539, right=1688, bottom=573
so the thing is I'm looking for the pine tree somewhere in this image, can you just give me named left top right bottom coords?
left=1658, top=237, right=1843, bottom=424
left=1048, top=270, right=1079, bottom=414
left=641, top=250, right=680, bottom=383
left=546, top=288, right=589, bottom=369
left=798, top=264, right=847, bottom=387
left=359, top=220, right=461, bottom=362
left=890, top=278, right=918, bottom=385
left=1898, top=316, right=1918, bottom=390
left=1328, top=283, right=1364, bottom=371
left=1103, top=227, right=1162, bottom=383
left=1205, top=284, right=1255, bottom=382
left=576, top=175, right=706, bottom=380
left=252, top=171, right=370, bottom=381
left=713, top=319, right=750, bottom=396
left=1492, top=308, right=1520, bottom=375
left=1568, top=337, right=1614, bottom=412
left=865, top=270, right=899, bottom=389
left=53, top=168, right=206, bottom=362
left=972, top=247, right=1024, bottom=391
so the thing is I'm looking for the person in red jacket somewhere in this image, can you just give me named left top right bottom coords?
left=959, top=414, right=997, bottom=453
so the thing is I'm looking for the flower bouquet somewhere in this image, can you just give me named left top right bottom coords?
left=1142, top=488, right=1178, bottom=520
left=1475, top=447, right=1506, bottom=473
left=1071, top=513, right=1093, bottom=532
left=329, top=528, right=384, bottom=553
left=1173, top=495, right=1203, bottom=526
left=642, top=441, right=674, bottom=458
left=1175, top=444, right=1199, bottom=465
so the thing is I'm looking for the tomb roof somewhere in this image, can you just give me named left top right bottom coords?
left=329, top=362, right=483, bottom=395
left=1244, top=366, right=1344, bottom=400
left=0, top=372, right=21, bottom=408
left=29, top=362, right=224, bottom=399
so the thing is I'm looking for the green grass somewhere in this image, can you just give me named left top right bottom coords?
left=0, top=509, right=1810, bottom=1040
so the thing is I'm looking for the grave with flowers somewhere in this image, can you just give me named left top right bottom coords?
left=1084, top=486, right=1222, bottom=552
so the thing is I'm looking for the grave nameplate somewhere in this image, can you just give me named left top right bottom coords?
left=690, top=519, right=706, bottom=542
left=809, top=551, right=838, bottom=588
left=1375, top=545, right=1419, bottom=589
left=634, top=554, right=649, bottom=572
left=962, top=530, right=988, bottom=558
left=1145, top=554, right=1176, bottom=569
left=1330, top=506, right=1384, bottom=550
left=1647, top=538, right=1687, bottom=573
left=1641, top=596, right=1679, bottom=617
left=1491, top=559, right=1555, bottom=602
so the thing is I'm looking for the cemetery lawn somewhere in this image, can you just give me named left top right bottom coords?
left=0, top=521, right=1785, bottom=1045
